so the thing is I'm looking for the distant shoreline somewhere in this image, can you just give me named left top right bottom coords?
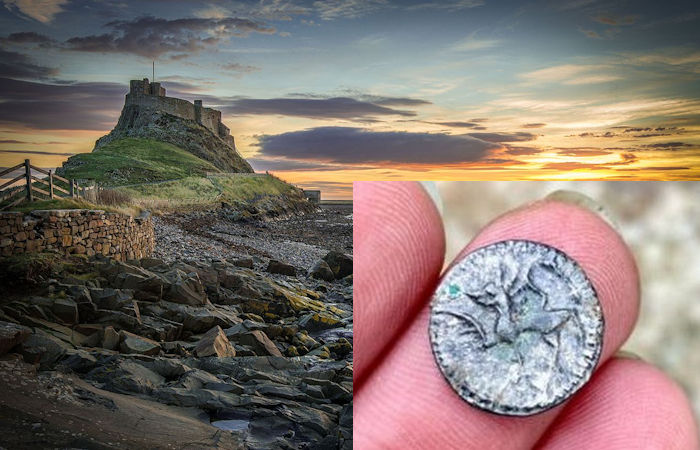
left=320, top=199, right=352, bottom=205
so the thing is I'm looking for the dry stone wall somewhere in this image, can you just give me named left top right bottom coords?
left=0, top=209, right=154, bottom=260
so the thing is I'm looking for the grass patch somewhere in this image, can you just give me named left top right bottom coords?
left=58, top=137, right=221, bottom=185
left=6, top=197, right=140, bottom=216
left=117, top=174, right=302, bottom=212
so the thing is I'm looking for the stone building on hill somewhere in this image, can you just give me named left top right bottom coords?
left=124, top=78, right=235, bottom=149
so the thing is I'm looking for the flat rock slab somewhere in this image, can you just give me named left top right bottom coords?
left=0, top=357, right=242, bottom=449
left=119, top=330, right=161, bottom=356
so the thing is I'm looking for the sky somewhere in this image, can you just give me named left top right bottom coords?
left=0, top=0, right=699, bottom=199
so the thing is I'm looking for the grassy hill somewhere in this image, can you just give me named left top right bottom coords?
left=58, top=138, right=222, bottom=185
left=117, top=174, right=304, bottom=211
left=44, top=137, right=313, bottom=216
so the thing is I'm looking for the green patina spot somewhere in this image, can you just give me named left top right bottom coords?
left=449, top=284, right=460, bottom=297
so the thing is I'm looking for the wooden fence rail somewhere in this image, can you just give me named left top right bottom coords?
left=0, top=159, right=98, bottom=211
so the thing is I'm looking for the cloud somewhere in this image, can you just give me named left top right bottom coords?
left=0, top=50, right=57, bottom=79
left=193, top=4, right=233, bottom=19
left=521, top=123, right=546, bottom=128
left=521, top=64, right=621, bottom=85
left=256, top=126, right=500, bottom=164
left=574, top=131, right=617, bottom=138
left=3, top=0, right=68, bottom=23
left=579, top=28, right=603, bottom=39
left=572, top=126, right=690, bottom=139
left=225, top=97, right=418, bottom=120
left=64, top=16, right=276, bottom=58
left=0, top=77, right=125, bottom=130
left=331, top=89, right=432, bottom=107
left=362, top=96, right=431, bottom=107
left=617, top=166, right=690, bottom=171
left=641, top=142, right=693, bottom=150
left=565, top=74, right=621, bottom=85
left=220, top=62, right=260, bottom=73
left=427, top=121, right=481, bottom=128
left=247, top=157, right=361, bottom=172
left=0, top=31, right=54, bottom=45
left=194, top=1, right=311, bottom=21
left=542, top=151, right=638, bottom=170
left=479, top=158, right=526, bottom=165
left=0, top=139, right=65, bottom=144
left=312, top=0, right=484, bottom=19
left=313, top=0, right=388, bottom=20
left=593, top=14, right=637, bottom=26
left=541, top=162, right=605, bottom=170
left=0, top=149, right=74, bottom=156
left=466, top=132, right=537, bottom=142
left=504, top=146, right=542, bottom=156
left=408, top=0, right=484, bottom=11
left=451, top=36, right=500, bottom=52
left=557, top=149, right=612, bottom=157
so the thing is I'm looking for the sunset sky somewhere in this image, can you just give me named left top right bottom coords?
left=1, top=0, right=699, bottom=198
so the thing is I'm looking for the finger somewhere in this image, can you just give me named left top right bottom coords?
left=537, top=357, right=699, bottom=449
left=354, top=181, right=445, bottom=386
left=355, top=198, right=640, bottom=449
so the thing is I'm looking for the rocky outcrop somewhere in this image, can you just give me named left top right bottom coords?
left=94, top=107, right=252, bottom=173
left=0, top=253, right=352, bottom=449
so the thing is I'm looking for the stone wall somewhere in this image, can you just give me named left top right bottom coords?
left=0, top=209, right=154, bottom=260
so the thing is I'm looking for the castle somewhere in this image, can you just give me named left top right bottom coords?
left=126, top=78, right=235, bottom=148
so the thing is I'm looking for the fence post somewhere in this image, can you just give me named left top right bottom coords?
left=24, top=159, right=32, bottom=202
left=69, top=179, right=74, bottom=198
left=48, top=170, right=54, bottom=199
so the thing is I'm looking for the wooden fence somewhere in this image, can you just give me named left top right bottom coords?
left=0, top=159, right=97, bottom=211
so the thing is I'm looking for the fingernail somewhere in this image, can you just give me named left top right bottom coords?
left=420, top=181, right=443, bottom=215
left=545, top=190, right=619, bottom=231
left=614, top=349, right=644, bottom=361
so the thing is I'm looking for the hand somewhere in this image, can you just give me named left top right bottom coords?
left=354, top=181, right=698, bottom=449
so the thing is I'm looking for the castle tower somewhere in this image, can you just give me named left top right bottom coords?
left=128, top=78, right=165, bottom=97
left=194, top=100, right=202, bottom=124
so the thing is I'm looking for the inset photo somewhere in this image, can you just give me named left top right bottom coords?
left=355, top=181, right=699, bottom=449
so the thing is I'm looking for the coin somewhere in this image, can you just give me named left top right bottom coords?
left=429, top=240, right=604, bottom=416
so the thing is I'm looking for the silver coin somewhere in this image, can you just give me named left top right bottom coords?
left=429, top=240, right=604, bottom=416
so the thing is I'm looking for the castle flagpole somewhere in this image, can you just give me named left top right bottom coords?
left=152, top=61, right=155, bottom=81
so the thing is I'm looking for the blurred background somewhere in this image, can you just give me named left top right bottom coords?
left=428, top=181, right=700, bottom=421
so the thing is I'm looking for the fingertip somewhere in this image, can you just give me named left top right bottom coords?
left=539, top=358, right=699, bottom=449
left=355, top=181, right=445, bottom=385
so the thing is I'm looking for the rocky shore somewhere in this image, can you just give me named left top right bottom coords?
left=0, top=205, right=353, bottom=449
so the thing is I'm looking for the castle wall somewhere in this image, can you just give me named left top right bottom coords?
left=125, top=79, right=232, bottom=143
left=126, top=93, right=197, bottom=122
